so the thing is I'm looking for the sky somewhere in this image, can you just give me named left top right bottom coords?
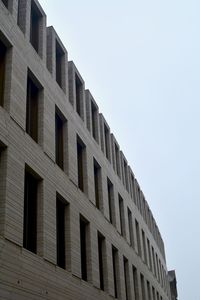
left=39, top=1, right=200, bottom=299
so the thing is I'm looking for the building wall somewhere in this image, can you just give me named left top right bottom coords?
left=0, top=1, right=171, bottom=299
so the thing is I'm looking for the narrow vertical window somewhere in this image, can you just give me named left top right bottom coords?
left=75, top=74, right=83, bottom=118
left=55, top=109, right=66, bottom=170
left=107, top=178, right=115, bottom=225
left=156, top=253, right=160, bottom=282
left=104, top=124, right=110, bottom=160
left=152, top=287, right=156, bottom=300
left=147, top=281, right=151, bottom=300
left=56, top=41, right=65, bottom=89
left=123, top=160, right=129, bottom=191
left=127, top=208, right=134, bottom=248
left=135, top=219, right=141, bottom=256
left=17, top=0, right=26, bottom=33
left=112, top=246, right=119, bottom=299
left=140, top=274, right=146, bottom=300
left=115, top=143, right=120, bottom=177
left=147, top=238, right=152, bottom=271
left=98, top=232, right=106, bottom=291
left=93, top=158, right=101, bottom=209
left=23, top=170, right=39, bottom=253
left=56, top=196, right=66, bottom=269
left=0, top=40, right=7, bottom=107
left=152, top=246, right=156, bottom=277
left=26, top=72, right=41, bottom=142
left=77, top=136, right=86, bottom=192
left=156, top=291, right=159, bottom=300
left=91, top=101, right=98, bottom=142
left=119, top=195, right=126, bottom=238
left=142, top=230, right=147, bottom=264
left=132, top=266, right=139, bottom=300
left=30, top=0, right=42, bottom=53
left=80, top=216, right=89, bottom=281
left=123, top=257, right=130, bottom=300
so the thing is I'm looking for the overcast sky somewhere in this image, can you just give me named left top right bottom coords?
left=39, top=1, right=200, bottom=299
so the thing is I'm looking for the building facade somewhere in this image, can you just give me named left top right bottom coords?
left=0, top=1, right=173, bottom=299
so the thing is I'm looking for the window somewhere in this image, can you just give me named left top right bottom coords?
left=77, top=136, right=86, bottom=192
left=104, top=124, right=110, bottom=160
left=75, top=74, right=83, bottom=119
left=26, top=71, right=42, bottom=142
left=98, top=232, right=106, bottom=291
left=1, top=0, right=8, bottom=8
left=119, top=195, right=126, bottom=238
left=30, top=0, right=42, bottom=53
left=140, top=274, right=146, bottom=300
left=147, top=281, right=151, bottom=300
left=152, top=246, right=156, bottom=277
left=123, top=160, right=129, bottom=191
left=135, top=219, right=141, bottom=256
left=132, top=266, right=139, bottom=300
left=56, top=195, right=68, bottom=269
left=147, top=238, right=152, bottom=271
left=91, top=100, right=98, bottom=142
left=156, top=253, right=160, bottom=282
left=23, top=169, right=40, bottom=254
left=17, top=0, right=26, bottom=33
left=152, top=287, right=156, bottom=300
left=80, top=216, right=89, bottom=281
left=127, top=208, right=134, bottom=248
left=56, top=41, right=65, bottom=89
left=123, top=257, right=130, bottom=300
left=107, top=178, right=115, bottom=225
left=0, top=39, right=7, bottom=107
left=142, top=230, right=147, bottom=264
left=55, top=108, right=67, bottom=170
left=156, top=291, right=159, bottom=300
left=93, top=158, right=102, bottom=209
left=115, top=143, right=120, bottom=177
left=112, top=246, right=119, bottom=299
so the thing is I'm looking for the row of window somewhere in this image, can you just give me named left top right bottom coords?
left=0, top=0, right=164, bottom=259
left=3, top=155, right=168, bottom=299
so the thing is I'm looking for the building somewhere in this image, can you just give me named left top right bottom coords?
left=0, top=0, right=173, bottom=299
left=168, top=271, right=178, bottom=300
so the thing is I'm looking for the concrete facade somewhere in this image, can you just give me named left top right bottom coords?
left=0, top=1, right=173, bottom=299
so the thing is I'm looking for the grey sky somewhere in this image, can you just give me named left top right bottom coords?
left=39, top=1, right=200, bottom=299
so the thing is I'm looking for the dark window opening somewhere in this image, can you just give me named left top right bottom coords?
left=147, top=281, right=151, bottom=300
left=123, top=160, right=129, bottom=191
left=107, top=178, right=115, bottom=225
left=132, top=266, right=139, bottom=300
left=140, top=274, right=146, bottom=300
left=119, top=195, right=126, bottom=238
left=152, top=246, right=156, bottom=277
left=91, top=101, right=98, bottom=141
left=55, top=110, right=65, bottom=170
left=80, top=216, right=89, bottom=281
left=135, top=219, right=141, bottom=256
left=115, top=143, right=120, bottom=177
left=56, top=196, right=66, bottom=269
left=156, top=291, right=159, bottom=300
left=23, top=171, right=38, bottom=253
left=56, top=41, right=64, bottom=89
left=142, top=230, right=147, bottom=264
left=17, top=0, right=26, bottom=33
left=152, top=287, right=156, bottom=300
left=93, top=158, right=101, bottom=209
left=0, top=40, right=7, bottom=107
left=123, top=257, right=130, bottom=300
left=98, top=233, right=105, bottom=291
left=77, top=136, right=86, bottom=192
left=104, top=124, right=110, bottom=160
left=26, top=73, right=41, bottom=142
left=75, top=74, right=82, bottom=118
left=30, top=0, right=42, bottom=53
left=1, top=0, right=8, bottom=8
left=147, top=238, right=152, bottom=271
left=128, top=208, right=134, bottom=248
left=112, top=246, right=118, bottom=299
